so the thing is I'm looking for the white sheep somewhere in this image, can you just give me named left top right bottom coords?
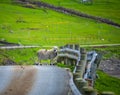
left=37, top=46, right=58, bottom=64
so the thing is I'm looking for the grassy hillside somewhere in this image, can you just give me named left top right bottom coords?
left=95, top=70, right=120, bottom=95
left=39, top=0, right=120, bottom=24
left=0, top=0, right=120, bottom=46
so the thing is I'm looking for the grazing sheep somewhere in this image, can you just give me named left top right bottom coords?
left=37, top=46, right=58, bottom=64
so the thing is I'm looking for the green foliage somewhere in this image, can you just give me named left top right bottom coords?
left=0, top=48, right=40, bottom=65
left=57, top=63, right=74, bottom=71
left=95, top=70, right=120, bottom=95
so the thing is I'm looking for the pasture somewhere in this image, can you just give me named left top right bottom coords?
left=95, top=70, right=120, bottom=95
left=0, top=48, right=39, bottom=65
left=39, top=0, right=120, bottom=23
left=0, top=0, right=120, bottom=46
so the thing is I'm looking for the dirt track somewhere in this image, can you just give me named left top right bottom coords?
left=99, top=58, right=120, bottom=78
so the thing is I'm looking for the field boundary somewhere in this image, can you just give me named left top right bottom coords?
left=18, top=0, right=120, bottom=27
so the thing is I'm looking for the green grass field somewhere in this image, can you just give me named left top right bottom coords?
left=0, top=48, right=39, bottom=65
left=0, top=0, right=120, bottom=46
left=39, top=0, right=120, bottom=24
left=95, top=70, right=120, bottom=95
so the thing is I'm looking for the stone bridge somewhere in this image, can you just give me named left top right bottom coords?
left=0, top=65, right=81, bottom=95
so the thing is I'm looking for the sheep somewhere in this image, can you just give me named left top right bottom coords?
left=37, top=46, right=58, bottom=64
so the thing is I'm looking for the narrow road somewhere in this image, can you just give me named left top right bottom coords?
left=0, top=66, right=81, bottom=95
left=0, top=45, right=40, bottom=49
left=0, top=44, right=119, bottom=49
left=80, top=43, right=120, bottom=47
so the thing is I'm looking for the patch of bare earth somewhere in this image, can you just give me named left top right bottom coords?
left=99, top=58, right=120, bottom=78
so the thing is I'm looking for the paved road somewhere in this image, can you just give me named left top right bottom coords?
left=0, top=44, right=119, bottom=49
left=80, top=43, right=120, bottom=47
left=0, top=45, right=40, bottom=49
left=0, top=66, right=81, bottom=95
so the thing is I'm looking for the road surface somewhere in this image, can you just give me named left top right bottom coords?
left=0, top=44, right=120, bottom=49
left=0, top=66, right=81, bottom=95
left=0, top=45, right=40, bottom=49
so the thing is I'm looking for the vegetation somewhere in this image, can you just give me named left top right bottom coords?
left=57, top=63, right=74, bottom=71
left=38, top=0, right=120, bottom=24
left=0, top=0, right=120, bottom=46
left=95, top=70, right=120, bottom=95
left=0, top=48, right=39, bottom=65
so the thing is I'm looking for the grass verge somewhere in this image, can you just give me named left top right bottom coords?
left=95, top=70, right=120, bottom=95
left=0, top=48, right=40, bottom=65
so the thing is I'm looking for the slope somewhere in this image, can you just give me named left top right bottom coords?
left=0, top=1, right=120, bottom=46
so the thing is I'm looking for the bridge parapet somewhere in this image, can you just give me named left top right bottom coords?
left=57, top=44, right=114, bottom=95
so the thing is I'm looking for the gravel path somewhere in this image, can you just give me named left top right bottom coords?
left=99, top=58, right=120, bottom=78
